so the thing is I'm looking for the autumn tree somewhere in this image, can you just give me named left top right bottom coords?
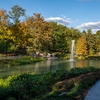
left=0, top=9, right=14, bottom=53
left=26, top=13, right=52, bottom=53
left=75, top=36, right=88, bottom=56
left=18, top=22, right=31, bottom=47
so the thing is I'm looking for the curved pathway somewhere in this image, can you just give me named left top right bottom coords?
left=85, top=80, right=100, bottom=100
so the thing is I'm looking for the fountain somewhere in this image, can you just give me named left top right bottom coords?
left=70, top=40, right=75, bottom=61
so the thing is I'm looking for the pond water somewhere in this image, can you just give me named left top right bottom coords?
left=0, top=59, right=100, bottom=77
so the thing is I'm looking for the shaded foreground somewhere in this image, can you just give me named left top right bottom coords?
left=0, top=67, right=100, bottom=100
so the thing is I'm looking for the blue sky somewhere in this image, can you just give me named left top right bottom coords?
left=0, top=0, right=100, bottom=33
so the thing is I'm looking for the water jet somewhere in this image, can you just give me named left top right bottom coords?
left=70, top=40, right=75, bottom=61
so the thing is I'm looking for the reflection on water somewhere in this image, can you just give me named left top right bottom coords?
left=75, top=60, right=100, bottom=68
left=34, top=60, right=71, bottom=74
left=0, top=59, right=100, bottom=77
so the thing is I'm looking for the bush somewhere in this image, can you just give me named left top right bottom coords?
left=0, top=67, right=99, bottom=100
left=52, top=79, right=74, bottom=92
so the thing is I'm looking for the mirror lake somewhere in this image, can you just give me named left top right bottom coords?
left=0, top=59, right=100, bottom=78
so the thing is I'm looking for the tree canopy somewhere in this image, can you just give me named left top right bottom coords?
left=0, top=5, right=100, bottom=56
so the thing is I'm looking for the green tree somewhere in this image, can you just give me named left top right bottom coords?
left=66, top=27, right=81, bottom=53
left=95, top=30, right=100, bottom=54
left=8, top=5, right=25, bottom=25
left=8, top=5, right=26, bottom=53
left=49, top=22, right=68, bottom=53
left=69, top=27, right=81, bottom=40
left=86, top=29, right=96, bottom=55
left=81, top=30, right=87, bottom=35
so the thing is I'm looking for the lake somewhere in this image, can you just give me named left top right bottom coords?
left=0, top=59, right=100, bottom=77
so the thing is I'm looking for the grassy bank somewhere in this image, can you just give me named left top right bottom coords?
left=75, top=55, right=100, bottom=60
left=0, top=67, right=99, bottom=100
left=0, top=56, right=45, bottom=68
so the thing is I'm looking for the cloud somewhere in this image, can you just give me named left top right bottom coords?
left=45, top=16, right=72, bottom=26
left=77, top=21, right=100, bottom=29
left=92, top=29, right=100, bottom=33
left=77, top=21, right=100, bottom=33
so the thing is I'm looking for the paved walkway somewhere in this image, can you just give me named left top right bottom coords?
left=85, top=80, right=100, bottom=100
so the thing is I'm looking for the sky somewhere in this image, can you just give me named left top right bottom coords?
left=0, top=0, right=100, bottom=33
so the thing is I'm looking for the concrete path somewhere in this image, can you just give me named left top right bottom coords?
left=85, top=80, right=100, bottom=100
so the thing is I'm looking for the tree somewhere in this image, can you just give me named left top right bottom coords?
left=66, top=27, right=81, bottom=53
left=8, top=5, right=25, bottom=25
left=49, top=22, right=68, bottom=53
left=26, top=13, right=52, bottom=52
left=69, top=27, right=81, bottom=40
left=81, top=30, right=87, bottom=35
left=95, top=30, right=100, bottom=54
left=18, top=22, right=31, bottom=47
left=0, top=9, right=14, bottom=53
left=75, top=36, right=88, bottom=56
left=86, top=29, right=96, bottom=55
left=8, top=5, right=26, bottom=53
